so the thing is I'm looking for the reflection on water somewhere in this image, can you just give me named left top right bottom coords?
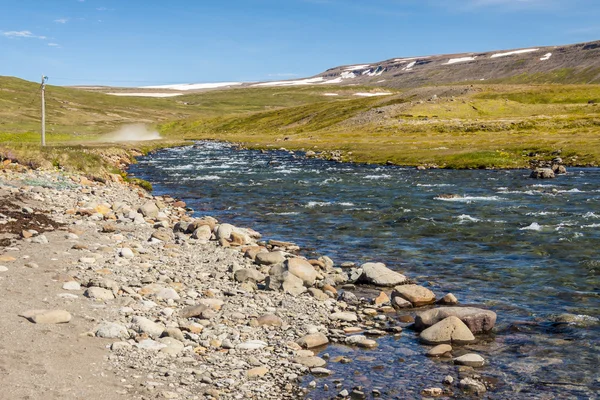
left=129, top=142, right=600, bottom=398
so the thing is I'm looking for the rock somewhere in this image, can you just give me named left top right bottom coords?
left=159, top=337, right=185, bottom=355
left=422, top=388, right=443, bottom=397
left=139, top=201, right=159, bottom=218
left=281, top=273, right=307, bottom=296
left=244, top=246, right=268, bottom=260
left=530, top=168, right=555, bottom=179
left=329, top=312, right=358, bottom=322
left=419, top=316, right=475, bottom=345
left=293, top=356, right=326, bottom=368
left=438, top=293, right=458, bottom=305
left=426, top=344, right=452, bottom=357
left=136, top=339, right=167, bottom=351
left=230, top=231, right=247, bottom=246
left=345, top=335, right=377, bottom=348
left=286, top=258, right=317, bottom=286
left=311, top=367, right=332, bottom=376
left=62, top=281, right=81, bottom=291
left=180, top=304, right=209, bottom=318
left=443, top=376, right=454, bottom=385
left=20, top=309, right=71, bottom=324
left=237, top=340, right=268, bottom=350
left=454, top=353, right=485, bottom=367
left=234, top=268, right=266, bottom=283
left=339, top=291, right=359, bottom=305
left=216, top=224, right=234, bottom=241
left=197, top=298, right=224, bottom=311
left=255, top=251, right=285, bottom=266
left=552, top=164, right=567, bottom=174
left=359, top=262, right=407, bottom=286
left=308, top=287, right=329, bottom=301
left=95, top=322, right=129, bottom=339
left=373, top=291, right=390, bottom=306
left=247, top=366, right=269, bottom=378
left=392, top=296, right=412, bottom=309
left=297, top=333, right=328, bottom=349
left=414, top=307, right=497, bottom=333
left=119, top=247, right=135, bottom=259
left=156, top=288, right=180, bottom=301
left=256, top=314, right=283, bottom=327
left=391, top=284, right=436, bottom=307
left=84, top=287, right=115, bottom=300
left=111, top=341, right=132, bottom=351
left=31, top=235, right=49, bottom=244
left=458, top=378, right=487, bottom=394
left=151, top=230, right=171, bottom=242
left=130, top=316, right=164, bottom=339
left=191, top=225, right=212, bottom=241
left=163, top=328, right=185, bottom=342
left=0, top=266, right=8, bottom=272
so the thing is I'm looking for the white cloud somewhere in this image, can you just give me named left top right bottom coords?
left=48, top=43, right=60, bottom=47
left=54, top=18, right=69, bottom=24
left=2, top=30, right=47, bottom=39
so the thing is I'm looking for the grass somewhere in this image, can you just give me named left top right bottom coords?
left=1, top=74, right=600, bottom=170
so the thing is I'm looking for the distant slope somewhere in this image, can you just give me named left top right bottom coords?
left=303, top=40, right=600, bottom=88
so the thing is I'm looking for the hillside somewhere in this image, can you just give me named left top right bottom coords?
left=258, top=40, right=600, bottom=89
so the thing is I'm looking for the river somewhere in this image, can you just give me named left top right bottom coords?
left=128, top=141, right=600, bottom=399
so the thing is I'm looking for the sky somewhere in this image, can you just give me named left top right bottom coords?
left=0, top=0, right=598, bottom=86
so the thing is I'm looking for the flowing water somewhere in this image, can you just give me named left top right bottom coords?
left=129, top=142, right=600, bottom=399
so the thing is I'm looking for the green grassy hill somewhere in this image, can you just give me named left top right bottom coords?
left=1, top=75, right=599, bottom=171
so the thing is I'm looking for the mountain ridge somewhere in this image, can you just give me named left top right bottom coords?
left=253, top=40, right=600, bottom=89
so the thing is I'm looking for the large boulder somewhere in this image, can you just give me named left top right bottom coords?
left=359, top=262, right=408, bottom=286
left=392, top=284, right=436, bottom=307
left=286, top=258, right=317, bottom=286
left=419, top=316, right=475, bottom=345
left=414, top=307, right=497, bottom=333
left=530, top=168, right=555, bottom=179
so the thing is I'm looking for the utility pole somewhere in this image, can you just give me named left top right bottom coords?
left=41, top=75, right=48, bottom=147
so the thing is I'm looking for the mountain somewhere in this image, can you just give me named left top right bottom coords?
left=257, top=40, right=600, bottom=89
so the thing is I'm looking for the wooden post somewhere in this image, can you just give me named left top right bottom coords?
left=41, top=75, right=46, bottom=147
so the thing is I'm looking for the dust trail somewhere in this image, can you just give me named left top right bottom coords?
left=102, top=124, right=161, bottom=142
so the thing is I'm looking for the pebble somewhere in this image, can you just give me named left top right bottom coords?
left=0, top=266, right=8, bottom=272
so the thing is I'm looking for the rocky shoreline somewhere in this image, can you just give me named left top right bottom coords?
left=0, top=161, right=500, bottom=399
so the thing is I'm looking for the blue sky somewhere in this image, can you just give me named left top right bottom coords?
left=0, top=0, right=598, bottom=86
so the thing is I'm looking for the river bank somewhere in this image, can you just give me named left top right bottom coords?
left=129, top=142, right=600, bottom=398
left=0, top=153, right=508, bottom=399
